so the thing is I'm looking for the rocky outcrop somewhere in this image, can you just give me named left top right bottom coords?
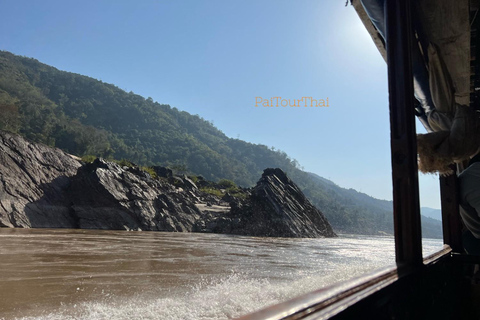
left=203, top=168, right=337, bottom=238
left=0, top=130, right=336, bottom=237
left=0, top=131, right=82, bottom=228
left=0, top=131, right=203, bottom=231
left=68, top=159, right=203, bottom=231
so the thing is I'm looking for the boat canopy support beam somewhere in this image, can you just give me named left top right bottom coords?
left=440, top=169, right=463, bottom=252
left=386, top=0, right=423, bottom=269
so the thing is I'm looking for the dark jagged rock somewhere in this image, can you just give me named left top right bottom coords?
left=0, top=131, right=336, bottom=237
left=68, top=158, right=202, bottom=231
left=0, top=131, right=202, bottom=231
left=221, top=192, right=236, bottom=203
left=168, top=176, right=185, bottom=187
left=182, top=175, right=198, bottom=190
left=152, top=166, right=173, bottom=179
left=0, top=130, right=82, bottom=228
left=195, top=176, right=210, bottom=188
left=203, top=168, right=337, bottom=238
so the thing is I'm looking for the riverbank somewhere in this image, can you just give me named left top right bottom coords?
left=0, top=130, right=335, bottom=238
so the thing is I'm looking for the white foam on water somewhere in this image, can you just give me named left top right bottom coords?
left=14, top=264, right=379, bottom=320
left=3, top=231, right=442, bottom=320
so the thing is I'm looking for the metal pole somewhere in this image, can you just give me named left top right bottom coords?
left=386, top=0, right=423, bottom=268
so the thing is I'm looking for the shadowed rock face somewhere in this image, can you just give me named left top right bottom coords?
left=251, top=168, right=336, bottom=237
left=0, top=130, right=202, bottom=231
left=206, top=168, right=337, bottom=238
left=68, top=159, right=202, bottom=231
left=0, top=131, right=81, bottom=228
left=0, top=130, right=336, bottom=237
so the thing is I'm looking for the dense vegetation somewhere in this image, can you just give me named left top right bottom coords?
left=0, top=51, right=442, bottom=237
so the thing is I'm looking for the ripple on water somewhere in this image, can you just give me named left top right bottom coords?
left=0, top=229, right=443, bottom=320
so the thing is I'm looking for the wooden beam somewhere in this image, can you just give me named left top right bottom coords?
left=440, top=167, right=463, bottom=252
left=386, top=0, right=423, bottom=269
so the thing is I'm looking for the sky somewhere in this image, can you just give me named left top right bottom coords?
left=0, top=0, right=441, bottom=208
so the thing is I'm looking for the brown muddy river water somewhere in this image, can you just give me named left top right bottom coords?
left=0, top=228, right=443, bottom=320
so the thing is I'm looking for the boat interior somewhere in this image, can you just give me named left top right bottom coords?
left=237, top=0, right=480, bottom=319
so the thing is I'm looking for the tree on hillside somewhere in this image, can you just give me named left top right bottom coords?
left=0, top=104, right=20, bottom=133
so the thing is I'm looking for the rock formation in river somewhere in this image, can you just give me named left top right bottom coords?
left=67, top=158, right=203, bottom=231
left=0, top=130, right=82, bottom=228
left=0, top=130, right=336, bottom=237
left=203, top=168, right=337, bottom=238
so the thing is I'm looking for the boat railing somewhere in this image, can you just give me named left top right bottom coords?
left=237, top=245, right=456, bottom=320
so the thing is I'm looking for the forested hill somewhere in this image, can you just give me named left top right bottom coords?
left=0, top=51, right=442, bottom=237
left=0, top=50, right=290, bottom=187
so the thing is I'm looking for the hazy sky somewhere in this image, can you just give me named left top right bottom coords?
left=0, top=0, right=441, bottom=208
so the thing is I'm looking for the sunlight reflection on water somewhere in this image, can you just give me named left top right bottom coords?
left=0, top=229, right=443, bottom=320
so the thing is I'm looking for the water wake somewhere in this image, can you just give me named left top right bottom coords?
left=15, top=264, right=377, bottom=320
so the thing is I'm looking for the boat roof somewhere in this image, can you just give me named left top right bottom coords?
left=352, top=0, right=471, bottom=107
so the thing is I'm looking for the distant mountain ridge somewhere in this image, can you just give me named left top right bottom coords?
left=308, top=172, right=442, bottom=221
left=421, top=207, right=442, bottom=221
left=305, top=172, right=442, bottom=238
left=307, top=172, right=393, bottom=212
left=0, top=50, right=443, bottom=238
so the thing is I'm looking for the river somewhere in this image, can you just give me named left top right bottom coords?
left=0, top=228, right=443, bottom=320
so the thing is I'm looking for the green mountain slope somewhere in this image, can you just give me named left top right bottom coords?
left=0, top=50, right=442, bottom=237
left=305, top=172, right=442, bottom=238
